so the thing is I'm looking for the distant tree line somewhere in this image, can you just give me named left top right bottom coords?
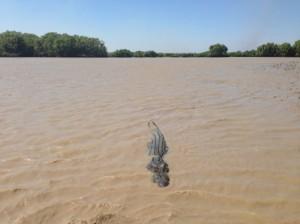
left=110, top=41, right=300, bottom=58
left=226, top=41, right=300, bottom=57
left=1, top=31, right=300, bottom=57
left=0, top=31, right=107, bottom=57
left=110, top=49, right=160, bottom=57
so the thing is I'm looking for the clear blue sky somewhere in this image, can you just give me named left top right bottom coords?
left=0, top=0, right=299, bottom=52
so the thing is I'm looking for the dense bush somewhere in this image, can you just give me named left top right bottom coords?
left=228, top=51, right=243, bottom=57
left=133, top=51, right=145, bottom=57
left=22, top=33, right=40, bottom=56
left=294, top=40, right=300, bottom=57
left=278, top=43, right=295, bottom=57
left=111, top=49, right=133, bottom=57
left=208, top=44, right=228, bottom=57
left=256, top=43, right=280, bottom=57
left=110, top=49, right=158, bottom=57
left=131, top=50, right=159, bottom=57
left=0, top=31, right=27, bottom=56
left=228, top=50, right=257, bottom=57
left=242, top=50, right=257, bottom=57
left=0, top=31, right=107, bottom=57
left=197, top=51, right=209, bottom=57
left=155, top=52, right=201, bottom=57
left=143, top=50, right=158, bottom=57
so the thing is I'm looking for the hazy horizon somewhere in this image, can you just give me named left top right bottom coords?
left=1, top=0, right=300, bottom=53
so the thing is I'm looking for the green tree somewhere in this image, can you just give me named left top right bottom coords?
left=242, top=50, right=256, bottom=57
left=111, top=49, right=133, bottom=57
left=208, top=44, right=228, bottom=57
left=197, top=51, right=209, bottom=57
left=163, top=53, right=175, bottom=57
left=228, top=50, right=257, bottom=57
left=278, top=43, right=295, bottom=57
left=55, top=34, right=76, bottom=56
left=134, top=51, right=144, bottom=57
left=144, top=50, right=158, bottom=57
left=180, top=53, right=197, bottom=57
left=228, top=51, right=242, bottom=57
left=0, top=31, right=26, bottom=56
left=294, top=40, right=300, bottom=57
left=256, top=43, right=279, bottom=57
left=0, top=45, right=3, bottom=56
left=80, top=37, right=107, bottom=57
left=38, top=32, right=107, bottom=57
left=22, top=33, right=40, bottom=56
left=40, top=32, right=60, bottom=56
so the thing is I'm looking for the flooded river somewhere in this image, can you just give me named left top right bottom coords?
left=0, top=58, right=300, bottom=224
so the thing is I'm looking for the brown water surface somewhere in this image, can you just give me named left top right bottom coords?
left=0, top=58, right=300, bottom=224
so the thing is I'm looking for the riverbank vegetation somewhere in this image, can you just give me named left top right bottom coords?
left=1, top=31, right=299, bottom=57
left=0, top=31, right=107, bottom=57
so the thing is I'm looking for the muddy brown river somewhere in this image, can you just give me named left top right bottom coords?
left=0, top=58, right=300, bottom=224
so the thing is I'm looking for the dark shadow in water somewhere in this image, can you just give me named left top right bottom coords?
left=146, top=157, right=169, bottom=187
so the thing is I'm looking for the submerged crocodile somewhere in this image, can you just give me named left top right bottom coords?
left=146, top=121, right=170, bottom=187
